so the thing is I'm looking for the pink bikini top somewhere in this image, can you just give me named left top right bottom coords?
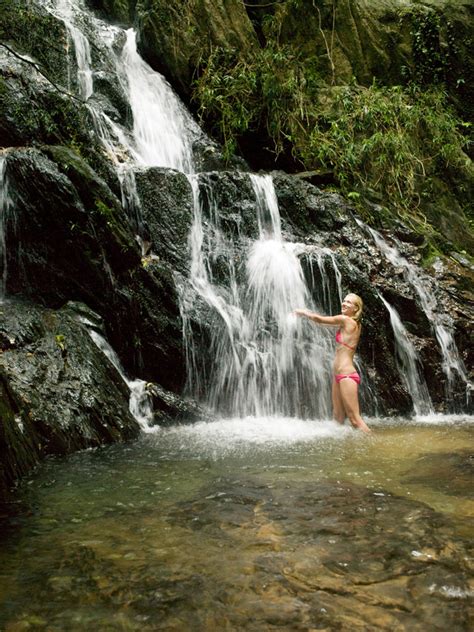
left=335, top=329, right=356, bottom=351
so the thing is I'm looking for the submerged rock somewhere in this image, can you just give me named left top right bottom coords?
left=166, top=476, right=473, bottom=630
left=402, top=450, right=474, bottom=499
left=148, top=383, right=211, bottom=427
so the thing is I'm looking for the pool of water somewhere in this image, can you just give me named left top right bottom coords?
left=0, top=416, right=472, bottom=630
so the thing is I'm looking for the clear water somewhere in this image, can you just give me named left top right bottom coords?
left=1, top=417, right=472, bottom=630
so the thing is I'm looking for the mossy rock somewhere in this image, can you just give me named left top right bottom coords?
left=0, top=0, right=70, bottom=87
left=0, top=301, right=140, bottom=497
left=135, top=0, right=258, bottom=97
left=85, top=0, right=135, bottom=25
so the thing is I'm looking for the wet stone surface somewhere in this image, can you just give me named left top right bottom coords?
left=402, top=449, right=473, bottom=499
left=2, top=472, right=471, bottom=631
left=167, top=478, right=473, bottom=630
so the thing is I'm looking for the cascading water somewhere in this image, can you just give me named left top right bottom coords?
left=87, top=329, right=154, bottom=432
left=360, top=221, right=471, bottom=408
left=33, top=0, right=347, bottom=422
left=32, top=0, right=209, bottom=422
left=119, top=30, right=198, bottom=172
left=379, top=294, right=433, bottom=416
left=302, top=246, right=344, bottom=318
left=181, top=173, right=336, bottom=419
left=26, top=0, right=469, bottom=422
left=39, top=0, right=200, bottom=238
left=0, top=155, right=11, bottom=301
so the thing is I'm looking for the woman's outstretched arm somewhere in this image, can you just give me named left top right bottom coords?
left=293, top=309, right=346, bottom=327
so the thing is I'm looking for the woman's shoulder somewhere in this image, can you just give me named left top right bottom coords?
left=342, top=315, right=359, bottom=330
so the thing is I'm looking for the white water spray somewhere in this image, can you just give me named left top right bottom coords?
left=88, top=329, right=155, bottom=432
left=181, top=173, right=335, bottom=418
left=361, top=221, right=471, bottom=406
left=379, top=294, right=433, bottom=416
left=120, top=30, right=198, bottom=171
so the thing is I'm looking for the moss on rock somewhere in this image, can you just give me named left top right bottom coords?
left=135, top=0, right=258, bottom=97
left=0, top=0, right=70, bottom=86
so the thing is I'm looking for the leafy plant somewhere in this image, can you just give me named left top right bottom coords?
left=194, top=44, right=470, bottom=229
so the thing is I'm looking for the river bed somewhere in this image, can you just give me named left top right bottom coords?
left=0, top=416, right=472, bottom=630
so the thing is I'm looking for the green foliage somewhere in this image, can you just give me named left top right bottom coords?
left=409, top=9, right=446, bottom=85
left=194, top=42, right=470, bottom=228
left=302, top=84, right=469, bottom=224
left=398, top=6, right=466, bottom=91
left=55, top=334, right=66, bottom=352
left=194, top=44, right=322, bottom=160
left=95, top=200, right=115, bottom=219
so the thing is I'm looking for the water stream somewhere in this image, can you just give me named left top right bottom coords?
left=360, top=221, right=471, bottom=410
left=379, top=294, right=433, bottom=416
left=181, top=173, right=336, bottom=419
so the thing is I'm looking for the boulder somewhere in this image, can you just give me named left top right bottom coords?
left=0, top=300, right=140, bottom=496
left=2, top=147, right=185, bottom=390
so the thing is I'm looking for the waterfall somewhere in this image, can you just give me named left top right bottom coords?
left=39, top=0, right=201, bottom=235
left=28, top=0, right=470, bottom=421
left=119, top=30, right=198, bottom=171
left=302, top=246, right=344, bottom=316
left=87, top=329, right=154, bottom=432
left=361, top=221, right=471, bottom=408
left=34, top=0, right=345, bottom=421
left=250, top=174, right=282, bottom=240
left=379, top=295, right=433, bottom=416
left=0, top=155, right=11, bottom=300
left=181, top=173, right=335, bottom=419
left=34, top=0, right=205, bottom=425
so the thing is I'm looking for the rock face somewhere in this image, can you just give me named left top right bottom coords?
left=135, top=167, right=194, bottom=271
left=0, top=301, right=140, bottom=497
left=135, top=0, right=259, bottom=99
left=132, top=0, right=474, bottom=120
left=2, top=147, right=185, bottom=390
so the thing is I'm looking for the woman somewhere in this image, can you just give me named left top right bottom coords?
left=294, top=293, right=371, bottom=433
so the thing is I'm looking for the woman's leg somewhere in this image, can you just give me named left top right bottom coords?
left=339, top=378, right=371, bottom=433
left=332, top=379, right=346, bottom=424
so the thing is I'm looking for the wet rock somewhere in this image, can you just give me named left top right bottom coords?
left=0, top=46, right=92, bottom=152
left=134, top=167, right=194, bottom=271
left=2, top=147, right=185, bottom=390
left=192, top=137, right=249, bottom=173
left=0, top=300, right=139, bottom=496
left=273, top=171, right=349, bottom=235
left=148, top=383, right=211, bottom=427
left=166, top=477, right=472, bottom=630
left=85, top=0, right=133, bottom=26
left=402, top=450, right=473, bottom=499
left=1, top=0, right=70, bottom=87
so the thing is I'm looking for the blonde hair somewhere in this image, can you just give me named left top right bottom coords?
left=347, top=293, right=363, bottom=322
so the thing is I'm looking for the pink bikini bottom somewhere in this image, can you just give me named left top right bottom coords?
left=334, top=372, right=361, bottom=385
